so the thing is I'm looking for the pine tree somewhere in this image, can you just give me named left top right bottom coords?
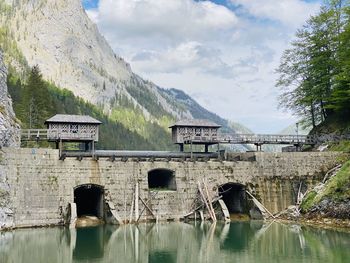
left=20, top=65, right=54, bottom=128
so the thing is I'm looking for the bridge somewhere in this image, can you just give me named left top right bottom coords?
left=183, top=133, right=314, bottom=146
left=20, top=129, right=315, bottom=145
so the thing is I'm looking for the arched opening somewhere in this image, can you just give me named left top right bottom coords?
left=74, top=184, right=104, bottom=218
left=218, top=183, right=248, bottom=216
left=148, top=169, right=177, bottom=191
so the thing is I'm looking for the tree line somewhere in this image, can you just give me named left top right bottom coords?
left=8, top=66, right=175, bottom=150
left=276, top=0, right=350, bottom=128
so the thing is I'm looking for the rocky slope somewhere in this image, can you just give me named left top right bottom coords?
left=2, top=0, right=190, bottom=119
left=0, top=50, right=17, bottom=229
left=0, top=50, right=19, bottom=148
left=300, top=160, right=350, bottom=219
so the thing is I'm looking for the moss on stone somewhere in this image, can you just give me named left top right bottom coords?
left=301, top=160, right=350, bottom=212
left=300, top=191, right=317, bottom=212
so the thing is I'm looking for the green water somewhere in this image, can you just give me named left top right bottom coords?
left=1, top=221, right=349, bottom=263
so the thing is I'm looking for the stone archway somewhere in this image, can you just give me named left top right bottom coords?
left=148, top=169, right=177, bottom=191
left=218, top=183, right=248, bottom=215
left=74, top=184, right=104, bottom=218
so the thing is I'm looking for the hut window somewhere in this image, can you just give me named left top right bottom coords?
left=148, top=169, right=177, bottom=191
left=203, top=128, right=209, bottom=136
left=51, top=123, right=59, bottom=130
left=80, top=125, right=88, bottom=134
left=211, top=129, right=217, bottom=137
left=195, top=128, right=201, bottom=136
left=179, top=127, right=186, bottom=135
left=70, top=124, right=78, bottom=133
left=90, top=126, right=97, bottom=136
left=61, top=124, right=69, bottom=133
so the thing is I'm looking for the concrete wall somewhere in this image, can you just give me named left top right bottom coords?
left=0, top=147, right=343, bottom=228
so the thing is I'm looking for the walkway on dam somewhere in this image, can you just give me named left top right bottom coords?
left=20, top=129, right=314, bottom=146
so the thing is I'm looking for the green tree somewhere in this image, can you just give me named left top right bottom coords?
left=276, top=1, right=349, bottom=127
left=19, top=65, right=54, bottom=128
left=329, top=5, right=350, bottom=115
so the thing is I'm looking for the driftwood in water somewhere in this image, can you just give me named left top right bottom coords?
left=183, top=196, right=222, bottom=218
left=137, top=192, right=158, bottom=222
left=107, top=201, right=124, bottom=225
left=203, top=179, right=217, bottom=222
left=246, top=190, right=275, bottom=219
left=218, top=200, right=230, bottom=222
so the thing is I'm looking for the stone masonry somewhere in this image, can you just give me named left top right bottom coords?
left=0, top=147, right=343, bottom=228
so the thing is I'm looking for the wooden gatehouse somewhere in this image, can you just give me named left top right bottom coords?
left=169, top=119, right=221, bottom=152
left=45, top=114, right=102, bottom=151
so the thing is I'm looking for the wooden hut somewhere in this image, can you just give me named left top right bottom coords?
left=169, top=119, right=221, bottom=152
left=45, top=114, right=102, bottom=151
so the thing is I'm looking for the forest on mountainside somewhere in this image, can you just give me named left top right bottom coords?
left=7, top=66, right=174, bottom=150
left=276, top=0, right=350, bottom=132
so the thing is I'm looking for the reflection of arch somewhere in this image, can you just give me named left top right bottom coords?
left=74, top=184, right=104, bottom=218
left=148, top=169, right=177, bottom=191
left=218, top=183, right=247, bottom=214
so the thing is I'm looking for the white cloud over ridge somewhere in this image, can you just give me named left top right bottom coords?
left=86, top=0, right=321, bottom=133
left=96, top=0, right=237, bottom=43
left=230, top=0, right=320, bottom=28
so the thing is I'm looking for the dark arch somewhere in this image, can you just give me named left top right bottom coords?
left=74, top=184, right=104, bottom=218
left=218, top=183, right=248, bottom=214
left=148, top=169, right=177, bottom=191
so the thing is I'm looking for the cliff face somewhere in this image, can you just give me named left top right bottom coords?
left=0, top=51, right=19, bottom=148
left=0, top=50, right=17, bottom=229
left=4, top=0, right=191, bottom=119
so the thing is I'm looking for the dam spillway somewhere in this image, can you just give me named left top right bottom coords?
left=0, top=147, right=344, bottom=228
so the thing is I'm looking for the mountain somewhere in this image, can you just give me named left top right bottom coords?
left=0, top=0, right=252, bottom=150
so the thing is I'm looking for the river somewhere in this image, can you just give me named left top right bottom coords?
left=1, top=221, right=349, bottom=262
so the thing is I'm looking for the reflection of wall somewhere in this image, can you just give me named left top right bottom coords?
left=1, top=222, right=349, bottom=263
left=0, top=148, right=342, bottom=227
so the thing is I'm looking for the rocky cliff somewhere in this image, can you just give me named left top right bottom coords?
left=3, top=0, right=190, bottom=119
left=0, top=50, right=17, bottom=229
left=0, top=51, right=19, bottom=148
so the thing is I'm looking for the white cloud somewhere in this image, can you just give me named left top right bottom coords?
left=86, top=0, right=322, bottom=133
left=96, top=0, right=237, bottom=43
left=131, top=41, right=235, bottom=78
left=230, top=0, right=320, bottom=28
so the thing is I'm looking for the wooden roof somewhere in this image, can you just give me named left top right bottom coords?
left=45, top=114, right=102, bottom=124
left=169, top=119, right=221, bottom=128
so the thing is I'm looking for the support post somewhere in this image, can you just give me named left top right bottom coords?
left=59, top=139, right=63, bottom=157
left=205, top=144, right=209, bottom=153
left=179, top=144, right=184, bottom=152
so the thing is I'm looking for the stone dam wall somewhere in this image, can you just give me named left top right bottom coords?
left=0, top=147, right=343, bottom=228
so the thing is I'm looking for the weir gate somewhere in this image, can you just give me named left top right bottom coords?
left=0, top=147, right=344, bottom=228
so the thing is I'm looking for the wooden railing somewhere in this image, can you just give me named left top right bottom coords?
left=20, top=129, right=54, bottom=141
left=183, top=133, right=315, bottom=145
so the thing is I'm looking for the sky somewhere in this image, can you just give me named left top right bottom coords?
left=82, top=0, right=322, bottom=133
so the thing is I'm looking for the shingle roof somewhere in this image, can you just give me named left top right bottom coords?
left=169, top=119, right=221, bottom=128
left=45, top=114, right=102, bottom=124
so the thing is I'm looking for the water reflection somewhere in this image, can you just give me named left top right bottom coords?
left=0, top=221, right=350, bottom=263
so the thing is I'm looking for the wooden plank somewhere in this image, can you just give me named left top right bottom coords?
left=246, top=190, right=275, bottom=219
left=137, top=192, right=158, bottom=222
left=139, top=196, right=156, bottom=218
left=107, top=201, right=124, bottom=225
left=218, top=200, right=230, bottom=222
left=197, top=181, right=215, bottom=221
left=203, top=179, right=217, bottom=222
left=134, top=182, right=139, bottom=221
